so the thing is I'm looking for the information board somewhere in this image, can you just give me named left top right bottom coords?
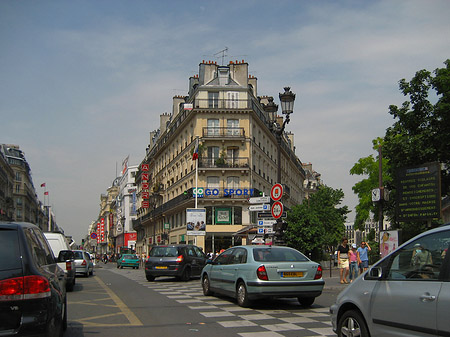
left=396, top=162, right=441, bottom=221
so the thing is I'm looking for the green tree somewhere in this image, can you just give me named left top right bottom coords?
left=349, top=138, right=392, bottom=231
left=284, top=186, right=349, bottom=260
left=384, top=60, right=450, bottom=198
left=351, top=60, right=450, bottom=241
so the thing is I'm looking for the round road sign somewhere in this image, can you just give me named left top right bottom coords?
left=271, top=201, right=284, bottom=219
left=90, top=232, right=98, bottom=239
left=271, top=184, right=283, bottom=201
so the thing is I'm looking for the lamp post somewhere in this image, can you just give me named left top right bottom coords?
left=274, top=87, right=296, bottom=245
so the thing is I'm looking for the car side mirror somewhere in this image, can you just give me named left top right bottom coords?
left=365, top=266, right=382, bottom=280
left=57, top=250, right=74, bottom=262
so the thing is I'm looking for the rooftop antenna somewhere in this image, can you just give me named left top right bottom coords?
left=214, top=47, right=228, bottom=66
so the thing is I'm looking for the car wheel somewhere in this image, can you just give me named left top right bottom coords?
left=136, top=266, right=139, bottom=269
left=202, top=275, right=213, bottom=296
left=120, top=266, right=123, bottom=269
left=181, top=267, right=191, bottom=281
left=89, top=269, right=93, bottom=276
left=337, top=309, right=370, bottom=337
left=146, top=274, right=155, bottom=282
left=236, top=281, right=250, bottom=307
left=298, top=297, right=315, bottom=307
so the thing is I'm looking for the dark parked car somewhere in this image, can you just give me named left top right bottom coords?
left=0, top=222, right=67, bottom=337
left=145, top=244, right=207, bottom=281
left=201, top=245, right=324, bottom=307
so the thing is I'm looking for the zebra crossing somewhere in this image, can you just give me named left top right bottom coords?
left=109, top=268, right=335, bottom=336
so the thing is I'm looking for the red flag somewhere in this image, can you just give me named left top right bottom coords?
left=41, top=183, right=46, bottom=187
left=192, top=139, right=199, bottom=161
left=44, top=191, right=49, bottom=195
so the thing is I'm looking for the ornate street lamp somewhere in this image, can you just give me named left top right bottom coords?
left=273, top=87, right=296, bottom=245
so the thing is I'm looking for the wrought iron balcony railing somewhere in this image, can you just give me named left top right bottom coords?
left=202, top=127, right=245, bottom=138
left=198, top=157, right=249, bottom=169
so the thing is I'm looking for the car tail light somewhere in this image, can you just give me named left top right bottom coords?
left=314, top=265, right=323, bottom=280
left=66, top=261, right=72, bottom=271
left=0, top=276, right=51, bottom=300
left=176, top=255, right=184, bottom=263
left=82, top=260, right=87, bottom=266
left=257, top=265, right=268, bottom=280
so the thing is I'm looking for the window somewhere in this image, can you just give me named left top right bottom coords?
left=227, top=119, right=240, bottom=136
left=207, top=119, right=219, bottom=136
left=15, top=172, right=21, bottom=181
left=227, top=176, right=239, bottom=190
left=207, top=146, right=219, bottom=166
left=227, top=91, right=239, bottom=109
left=207, top=176, right=220, bottom=189
left=381, top=229, right=450, bottom=281
left=230, top=248, right=247, bottom=264
left=208, top=92, right=219, bottom=108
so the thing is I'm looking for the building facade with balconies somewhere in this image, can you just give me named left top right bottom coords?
left=133, top=60, right=309, bottom=254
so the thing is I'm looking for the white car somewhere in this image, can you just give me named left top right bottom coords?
left=330, top=224, right=450, bottom=336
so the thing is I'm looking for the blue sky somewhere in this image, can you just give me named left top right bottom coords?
left=1, top=0, right=450, bottom=243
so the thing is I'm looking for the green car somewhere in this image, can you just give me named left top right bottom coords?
left=117, top=254, right=140, bottom=269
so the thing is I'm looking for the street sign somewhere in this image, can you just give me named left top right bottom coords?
left=257, top=212, right=274, bottom=219
left=271, top=184, right=283, bottom=201
left=257, top=227, right=265, bottom=234
left=249, top=204, right=270, bottom=211
left=258, top=219, right=277, bottom=226
left=271, top=201, right=284, bottom=219
left=248, top=196, right=270, bottom=204
left=90, top=232, right=97, bottom=240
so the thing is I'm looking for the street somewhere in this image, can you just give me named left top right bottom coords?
left=65, top=263, right=346, bottom=337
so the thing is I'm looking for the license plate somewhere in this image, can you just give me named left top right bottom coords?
left=155, top=266, right=168, bottom=270
left=282, top=271, right=303, bottom=278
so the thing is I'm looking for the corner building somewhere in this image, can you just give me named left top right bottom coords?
left=133, top=60, right=308, bottom=254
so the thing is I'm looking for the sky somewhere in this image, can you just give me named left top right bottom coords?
left=1, top=0, right=450, bottom=244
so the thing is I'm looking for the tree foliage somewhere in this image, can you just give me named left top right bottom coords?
left=351, top=59, right=450, bottom=240
left=284, top=185, right=349, bottom=260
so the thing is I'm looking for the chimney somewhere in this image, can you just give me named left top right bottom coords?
left=198, top=60, right=217, bottom=85
left=229, top=60, right=248, bottom=86
left=172, top=96, right=186, bottom=118
left=160, top=113, right=171, bottom=134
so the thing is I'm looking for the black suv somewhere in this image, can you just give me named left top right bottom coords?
left=0, top=222, right=67, bottom=337
left=145, top=244, right=207, bottom=281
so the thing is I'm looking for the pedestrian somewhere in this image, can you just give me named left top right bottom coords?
left=349, top=243, right=358, bottom=283
left=337, top=237, right=350, bottom=284
left=357, top=241, right=371, bottom=274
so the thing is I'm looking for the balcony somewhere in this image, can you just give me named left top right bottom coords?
left=202, top=127, right=245, bottom=139
left=194, top=98, right=251, bottom=110
left=198, top=157, right=249, bottom=169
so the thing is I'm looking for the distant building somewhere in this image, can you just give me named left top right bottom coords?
left=0, top=144, right=39, bottom=224
left=132, top=59, right=317, bottom=254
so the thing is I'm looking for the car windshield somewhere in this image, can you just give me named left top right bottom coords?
left=253, top=247, right=309, bottom=262
left=74, top=251, right=84, bottom=259
left=149, top=247, right=179, bottom=257
left=123, top=254, right=138, bottom=259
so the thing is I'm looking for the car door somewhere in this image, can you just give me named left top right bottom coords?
left=436, top=242, right=450, bottom=335
left=370, top=229, right=450, bottom=336
left=192, top=246, right=207, bottom=276
left=222, top=248, right=247, bottom=292
left=208, top=249, right=233, bottom=292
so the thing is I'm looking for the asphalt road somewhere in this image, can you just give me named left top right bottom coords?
left=64, top=263, right=347, bottom=337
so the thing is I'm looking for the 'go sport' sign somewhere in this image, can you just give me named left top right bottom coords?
left=194, top=188, right=256, bottom=197
left=396, top=162, right=441, bottom=221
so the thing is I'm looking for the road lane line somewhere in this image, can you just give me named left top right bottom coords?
left=93, top=275, right=143, bottom=326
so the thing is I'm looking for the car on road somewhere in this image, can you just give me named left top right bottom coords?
left=145, top=244, right=207, bottom=281
left=44, top=231, right=76, bottom=291
left=0, top=221, right=67, bottom=337
left=73, top=250, right=94, bottom=277
left=117, top=254, right=140, bottom=269
left=330, top=224, right=450, bottom=337
left=201, top=245, right=324, bottom=307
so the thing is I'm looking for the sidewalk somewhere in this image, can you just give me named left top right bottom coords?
left=321, top=267, right=353, bottom=291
